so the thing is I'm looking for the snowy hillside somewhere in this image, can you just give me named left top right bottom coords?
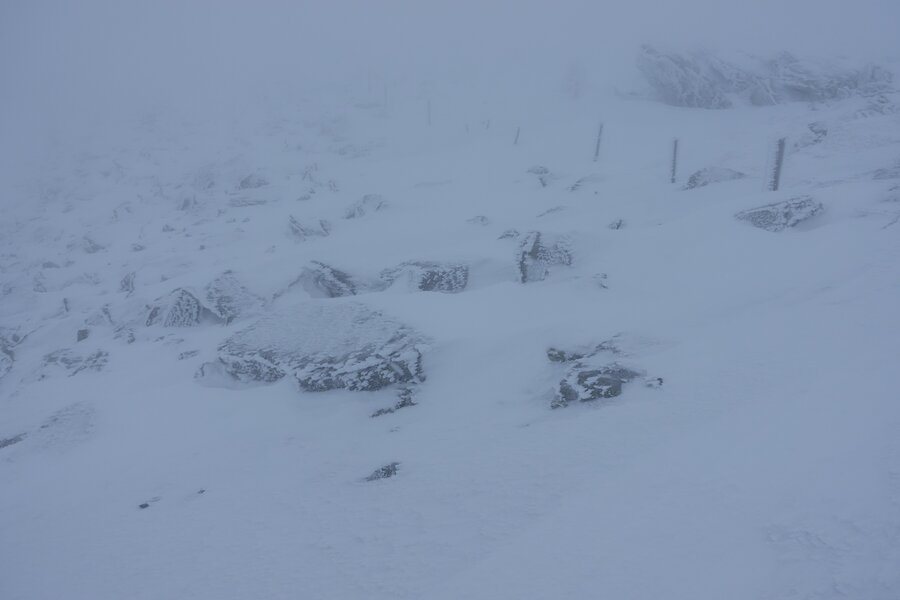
left=2, top=50, right=900, bottom=599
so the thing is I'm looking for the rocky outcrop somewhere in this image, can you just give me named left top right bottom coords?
left=381, top=261, right=469, bottom=293
left=238, top=174, right=268, bottom=189
left=683, top=167, right=746, bottom=190
left=638, top=45, right=893, bottom=109
left=736, top=196, right=824, bottom=232
left=38, top=349, right=108, bottom=379
left=517, top=232, right=573, bottom=283
left=199, top=302, right=428, bottom=392
left=0, top=336, right=13, bottom=381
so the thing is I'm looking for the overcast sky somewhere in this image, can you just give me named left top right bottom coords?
left=0, top=0, right=897, bottom=180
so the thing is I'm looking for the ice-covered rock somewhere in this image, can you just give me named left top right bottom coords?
left=517, top=232, right=573, bottom=283
left=287, top=261, right=359, bottom=298
left=735, top=196, right=824, bottom=232
left=548, top=339, right=646, bottom=408
left=199, top=302, right=428, bottom=392
left=683, top=167, right=746, bottom=190
left=638, top=45, right=894, bottom=109
left=37, top=349, right=109, bottom=379
left=204, top=271, right=263, bottom=324
left=365, top=462, right=400, bottom=481
left=146, top=288, right=224, bottom=327
left=380, top=261, right=469, bottom=293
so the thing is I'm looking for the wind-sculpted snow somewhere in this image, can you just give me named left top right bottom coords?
left=736, top=196, right=825, bottom=232
left=200, top=302, right=428, bottom=391
left=380, top=261, right=469, bottom=293
left=683, top=167, right=747, bottom=190
left=639, top=45, right=894, bottom=109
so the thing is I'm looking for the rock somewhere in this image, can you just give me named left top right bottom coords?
left=735, top=195, right=824, bottom=232
left=0, top=433, right=26, bottom=450
left=120, top=272, right=135, bottom=296
left=371, top=387, right=417, bottom=417
left=238, top=174, right=268, bottom=189
left=638, top=45, right=894, bottom=109
left=39, top=349, right=108, bottom=378
left=683, top=167, right=746, bottom=190
left=287, top=261, right=359, bottom=298
left=517, top=232, right=573, bottom=283
left=76, top=329, right=89, bottom=342
left=608, top=219, right=625, bottom=230
left=380, top=261, right=468, bottom=293
left=344, top=194, right=387, bottom=219
left=553, top=364, right=642, bottom=408
left=0, top=337, right=13, bottom=381
left=200, top=302, right=428, bottom=392
left=366, top=462, right=400, bottom=481
left=549, top=338, right=645, bottom=408
left=288, top=216, right=331, bottom=241
left=498, top=229, right=520, bottom=240
left=146, top=289, right=223, bottom=327
left=204, top=271, right=262, bottom=324
left=527, top=165, right=552, bottom=187
left=467, top=215, right=490, bottom=226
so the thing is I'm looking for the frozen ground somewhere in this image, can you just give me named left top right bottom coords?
left=1, top=67, right=900, bottom=599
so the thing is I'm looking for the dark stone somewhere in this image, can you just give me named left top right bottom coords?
left=146, top=289, right=223, bottom=327
left=0, top=433, right=26, bottom=449
left=371, top=387, right=417, bottom=417
left=288, top=261, right=358, bottom=298
left=366, top=462, right=400, bottom=481
left=553, top=364, right=641, bottom=409
left=138, top=503, right=150, bottom=509
left=76, top=329, right=89, bottom=342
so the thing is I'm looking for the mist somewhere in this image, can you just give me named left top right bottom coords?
left=0, top=0, right=897, bottom=197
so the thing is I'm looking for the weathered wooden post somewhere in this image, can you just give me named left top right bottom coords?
left=769, top=137, right=786, bottom=191
left=670, top=138, right=679, bottom=183
left=593, top=123, right=604, bottom=162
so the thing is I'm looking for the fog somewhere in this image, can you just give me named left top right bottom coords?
left=0, top=0, right=897, bottom=187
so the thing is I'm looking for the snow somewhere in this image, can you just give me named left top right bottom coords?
left=2, top=52, right=900, bottom=600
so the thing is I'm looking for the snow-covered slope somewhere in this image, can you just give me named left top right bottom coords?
left=2, top=67, right=900, bottom=600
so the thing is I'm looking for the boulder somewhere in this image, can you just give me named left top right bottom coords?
left=517, top=232, right=573, bottom=283
left=683, top=167, right=746, bottom=190
left=200, top=302, right=428, bottom=392
left=380, top=261, right=468, bottom=293
left=735, top=196, right=824, bottom=232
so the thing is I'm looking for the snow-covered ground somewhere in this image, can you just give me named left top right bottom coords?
left=2, top=65, right=900, bottom=599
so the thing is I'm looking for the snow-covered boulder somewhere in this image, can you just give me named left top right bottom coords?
left=517, top=232, right=573, bottom=283
left=380, top=261, right=469, bottom=293
left=288, top=261, right=360, bottom=298
left=0, top=337, right=13, bottom=381
left=683, top=167, right=746, bottom=190
left=204, top=271, right=263, bottom=324
left=199, top=302, right=428, bottom=391
left=146, top=288, right=224, bottom=327
left=736, top=196, right=824, bottom=232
